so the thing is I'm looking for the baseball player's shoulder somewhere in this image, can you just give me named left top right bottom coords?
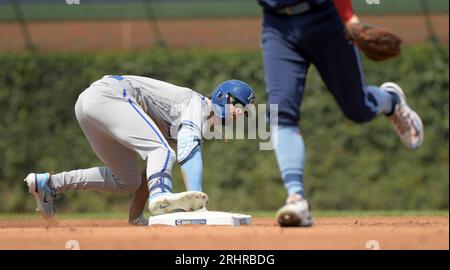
left=181, top=92, right=211, bottom=129
left=187, top=92, right=213, bottom=116
left=184, top=89, right=205, bottom=105
left=190, top=91, right=208, bottom=102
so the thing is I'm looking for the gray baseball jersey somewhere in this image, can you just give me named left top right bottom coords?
left=49, top=75, right=212, bottom=194
left=122, top=75, right=209, bottom=153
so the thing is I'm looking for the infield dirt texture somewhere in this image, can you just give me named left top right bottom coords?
left=0, top=15, right=448, bottom=51
left=0, top=216, right=448, bottom=250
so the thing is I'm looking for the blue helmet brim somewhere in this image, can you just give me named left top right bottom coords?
left=213, top=103, right=229, bottom=118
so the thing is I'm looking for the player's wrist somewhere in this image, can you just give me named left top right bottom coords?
left=345, top=15, right=360, bottom=27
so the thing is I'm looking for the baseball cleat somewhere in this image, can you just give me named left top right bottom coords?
left=276, top=193, right=313, bottom=227
left=382, top=82, right=424, bottom=149
left=148, top=191, right=209, bottom=216
left=24, top=173, right=57, bottom=218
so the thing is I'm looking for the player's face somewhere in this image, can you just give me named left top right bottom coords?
left=217, top=96, right=249, bottom=126
left=218, top=104, right=243, bottom=126
left=228, top=96, right=246, bottom=121
left=231, top=104, right=245, bottom=120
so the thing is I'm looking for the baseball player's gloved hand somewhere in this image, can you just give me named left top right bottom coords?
left=345, top=23, right=402, bottom=62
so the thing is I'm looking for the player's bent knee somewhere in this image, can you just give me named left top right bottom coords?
left=74, top=89, right=97, bottom=119
left=342, top=109, right=374, bottom=124
left=74, top=93, right=85, bottom=116
left=276, top=112, right=300, bottom=127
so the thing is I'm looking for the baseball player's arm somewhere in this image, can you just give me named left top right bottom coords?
left=333, top=0, right=359, bottom=25
left=177, top=121, right=203, bottom=191
left=177, top=94, right=205, bottom=191
left=180, top=145, right=203, bottom=191
left=334, top=0, right=401, bottom=61
left=128, top=169, right=149, bottom=226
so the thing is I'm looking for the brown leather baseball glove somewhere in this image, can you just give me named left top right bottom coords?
left=346, top=23, right=402, bottom=62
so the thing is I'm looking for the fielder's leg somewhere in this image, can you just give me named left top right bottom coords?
left=305, top=6, right=423, bottom=148
left=262, top=15, right=313, bottom=227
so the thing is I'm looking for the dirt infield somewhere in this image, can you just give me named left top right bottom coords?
left=0, top=14, right=448, bottom=52
left=0, top=216, right=447, bottom=250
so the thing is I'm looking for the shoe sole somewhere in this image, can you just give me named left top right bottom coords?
left=277, top=210, right=302, bottom=227
left=276, top=208, right=313, bottom=228
left=149, top=191, right=209, bottom=216
left=382, top=82, right=424, bottom=149
left=24, top=173, right=54, bottom=219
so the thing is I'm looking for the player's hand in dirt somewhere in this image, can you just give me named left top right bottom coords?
left=128, top=169, right=149, bottom=226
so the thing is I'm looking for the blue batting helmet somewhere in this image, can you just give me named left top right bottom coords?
left=211, top=80, right=255, bottom=118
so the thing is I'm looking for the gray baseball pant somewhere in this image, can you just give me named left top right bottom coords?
left=49, top=77, right=176, bottom=193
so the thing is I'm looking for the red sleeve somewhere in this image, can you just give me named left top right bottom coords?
left=332, top=0, right=354, bottom=23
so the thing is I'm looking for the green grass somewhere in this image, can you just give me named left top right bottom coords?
left=0, top=210, right=447, bottom=220
left=0, top=0, right=448, bottom=22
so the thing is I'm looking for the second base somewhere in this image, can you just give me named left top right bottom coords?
left=148, top=210, right=252, bottom=226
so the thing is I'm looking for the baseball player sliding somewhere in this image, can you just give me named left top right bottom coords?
left=24, top=75, right=255, bottom=225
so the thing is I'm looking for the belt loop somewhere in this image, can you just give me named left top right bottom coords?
left=276, top=1, right=311, bottom=16
left=284, top=6, right=293, bottom=15
left=108, top=75, right=133, bottom=97
left=109, top=75, right=124, bottom=81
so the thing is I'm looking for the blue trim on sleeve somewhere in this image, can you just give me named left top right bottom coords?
left=181, top=120, right=201, bottom=134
